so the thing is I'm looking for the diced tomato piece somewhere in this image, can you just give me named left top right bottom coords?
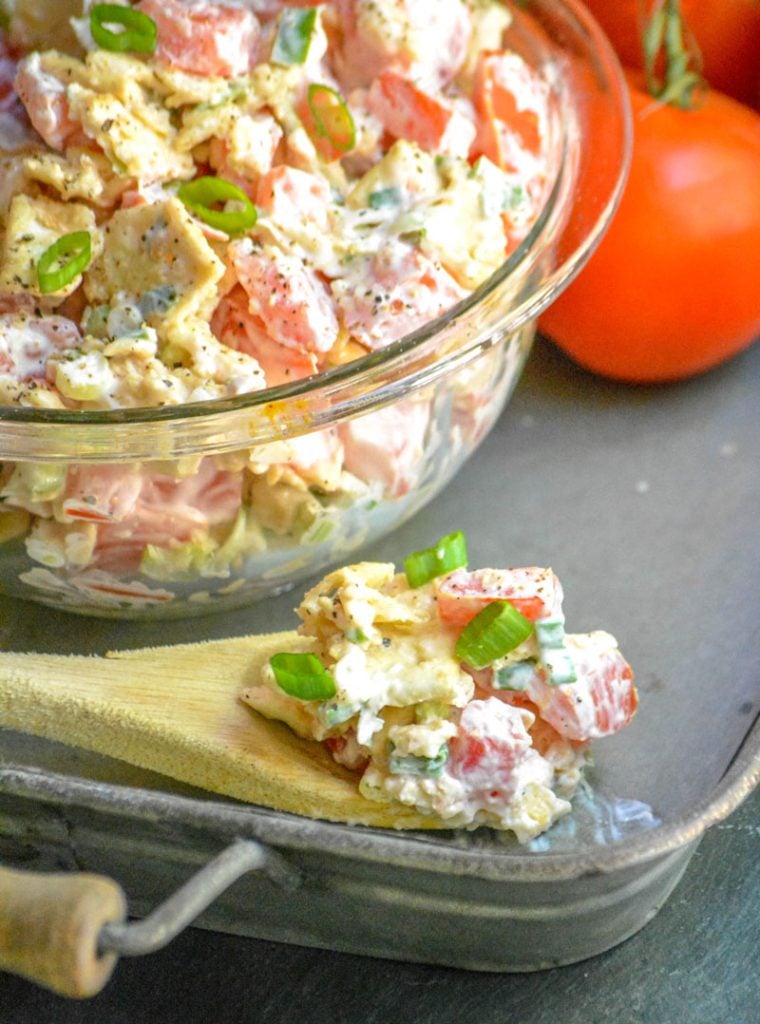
left=334, top=0, right=471, bottom=90
left=527, top=634, right=638, bottom=742
left=286, top=429, right=344, bottom=481
left=90, top=459, right=242, bottom=572
left=211, top=286, right=318, bottom=387
left=60, top=464, right=143, bottom=523
left=256, top=165, right=331, bottom=231
left=526, top=712, right=570, bottom=758
left=492, top=689, right=586, bottom=755
left=137, top=0, right=259, bottom=78
left=14, top=54, right=81, bottom=151
left=325, top=730, right=369, bottom=772
left=338, top=398, right=429, bottom=498
left=448, top=698, right=533, bottom=802
left=230, top=243, right=339, bottom=354
left=367, top=70, right=475, bottom=156
left=92, top=512, right=199, bottom=573
left=436, top=567, right=564, bottom=628
left=75, top=576, right=173, bottom=603
left=0, top=314, right=81, bottom=381
left=140, top=460, right=242, bottom=527
left=335, top=244, right=466, bottom=351
left=471, top=49, right=549, bottom=175
left=474, top=53, right=544, bottom=151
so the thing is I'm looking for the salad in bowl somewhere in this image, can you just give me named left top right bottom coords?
left=0, top=0, right=631, bottom=617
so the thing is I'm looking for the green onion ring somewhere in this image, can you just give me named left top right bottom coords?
left=455, top=600, right=534, bottom=669
left=307, top=83, right=356, bottom=154
left=90, top=4, right=157, bottom=55
left=270, top=652, right=337, bottom=701
left=36, top=231, right=92, bottom=295
left=177, top=176, right=258, bottom=235
left=404, top=530, right=468, bottom=588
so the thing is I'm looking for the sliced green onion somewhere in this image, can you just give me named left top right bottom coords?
left=84, top=303, right=110, bottom=338
left=271, top=7, right=317, bottom=65
left=368, top=187, right=402, bottom=210
left=307, top=83, right=355, bottom=154
left=494, top=660, right=537, bottom=691
left=345, top=626, right=368, bottom=645
left=270, top=652, right=336, bottom=701
left=177, top=176, right=257, bottom=235
left=404, top=530, right=468, bottom=588
left=90, top=4, right=157, bottom=55
left=455, top=600, right=534, bottom=670
left=389, top=744, right=449, bottom=778
left=36, top=231, right=92, bottom=295
left=534, top=617, right=576, bottom=686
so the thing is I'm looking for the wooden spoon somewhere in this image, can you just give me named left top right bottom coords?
left=0, top=633, right=436, bottom=830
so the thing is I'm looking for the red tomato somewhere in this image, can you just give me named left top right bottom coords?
left=540, top=73, right=760, bottom=383
left=580, top=0, right=760, bottom=108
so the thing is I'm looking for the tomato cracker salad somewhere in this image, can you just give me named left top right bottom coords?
left=0, top=0, right=559, bottom=612
left=243, top=532, right=638, bottom=840
left=0, top=0, right=551, bottom=406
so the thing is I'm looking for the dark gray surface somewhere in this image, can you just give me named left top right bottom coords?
left=1, top=336, right=758, bottom=1019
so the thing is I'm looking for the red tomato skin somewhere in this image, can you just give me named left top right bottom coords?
left=540, top=74, right=760, bottom=383
left=580, top=0, right=760, bottom=108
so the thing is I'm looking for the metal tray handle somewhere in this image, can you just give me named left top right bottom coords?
left=0, top=838, right=298, bottom=998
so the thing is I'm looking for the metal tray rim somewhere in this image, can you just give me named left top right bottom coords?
left=2, top=714, right=757, bottom=883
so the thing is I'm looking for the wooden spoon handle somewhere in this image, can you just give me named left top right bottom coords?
left=0, top=865, right=126, bottom=998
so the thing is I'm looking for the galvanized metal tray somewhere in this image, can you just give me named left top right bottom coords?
left=1, top=337, right=758, bottom=975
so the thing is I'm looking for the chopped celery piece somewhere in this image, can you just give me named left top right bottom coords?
left=317, top=701, right=358, bottom=728
left=84, top=304, right=110, bottom=338
left=494, top=660, right=537, bottom=691
left=368, top=186, right=402, bottom=209
left=389, top=744, right=449, bottom=778
left=542, top=648, right=578, bottom=686
left=139, top=285, right=178, bottom=318
left=535, top=619, right=566, bottom=649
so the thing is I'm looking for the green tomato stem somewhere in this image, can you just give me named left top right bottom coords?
left=643, top=0, right=703, bottom=110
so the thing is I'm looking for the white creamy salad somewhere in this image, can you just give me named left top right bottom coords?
left=0, top=0, right=555, bottom=607
left=242, top=533, right=638, bottom=840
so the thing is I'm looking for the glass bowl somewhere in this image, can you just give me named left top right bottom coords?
left=0, top=0, right=631, bottom=619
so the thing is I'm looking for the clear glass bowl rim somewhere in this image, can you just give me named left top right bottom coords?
left=0, top=0, right=632, bottom=460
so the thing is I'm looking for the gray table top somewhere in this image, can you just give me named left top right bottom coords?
left=1, top=336, right=758, bottom=1022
